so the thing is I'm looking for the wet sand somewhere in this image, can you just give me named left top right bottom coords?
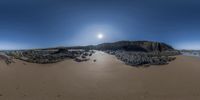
left=0, top=51, right=200, bottom=100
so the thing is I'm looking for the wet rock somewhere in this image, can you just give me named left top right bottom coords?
left=105, top=50, right=178, bottom=67
left=89, top=53, right=92, bottom=56
left=81, top=55, right=86, bottom=59
left=4, top=49, right=92, bottom=64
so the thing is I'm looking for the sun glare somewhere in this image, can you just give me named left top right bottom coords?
left=97, top=33, right=104, bottom=39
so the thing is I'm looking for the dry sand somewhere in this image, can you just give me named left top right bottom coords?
left=0, top=51, right=200, bottom=100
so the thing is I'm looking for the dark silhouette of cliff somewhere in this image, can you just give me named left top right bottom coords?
left=95, top=41, right=174, bottom=52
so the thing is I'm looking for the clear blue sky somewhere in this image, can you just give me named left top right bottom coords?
left=0, top=0, right=200, bottom=50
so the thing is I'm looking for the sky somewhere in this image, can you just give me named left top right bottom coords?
left=0, top=0, right=200, bottom=50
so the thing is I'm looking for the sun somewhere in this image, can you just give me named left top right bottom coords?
left=97, top=33, right=104, bottom=39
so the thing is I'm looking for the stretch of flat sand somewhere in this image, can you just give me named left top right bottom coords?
left=0, top=51, right=200, bottom=100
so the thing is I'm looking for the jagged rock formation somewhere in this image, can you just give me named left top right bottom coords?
left=2, top=41, right=180, bottom=66
left=95, top=41, right=174, bottom=52
left=96, top=41, right=180, bottom=66
left=0, top=52, right=14, bottom=64
left=5, top=49, right=95, bottom=64
left=105, top=50, right=177, bottom=66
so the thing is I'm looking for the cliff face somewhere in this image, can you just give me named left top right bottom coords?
left=96, top=41, right=174, bottom=52
left=95, top=41, right=179, bottom=66
left=2, top=41, right=179, bottom=66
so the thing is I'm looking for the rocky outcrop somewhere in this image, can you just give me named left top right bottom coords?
left=0, top=52, right=14, bottom=64
left=105, top=50, right=176, bottom=66
left=6, top=49, right=95, bottom=64
left=97, top=41, right=180, bottom=66
left=95, top=41, right=175, bottom=52
left=2, top=41, right=180, bottom=66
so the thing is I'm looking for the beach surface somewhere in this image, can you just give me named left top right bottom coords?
left=0, top=51, right=200, bottom=100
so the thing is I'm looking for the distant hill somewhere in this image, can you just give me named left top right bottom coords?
left=95, top=41, right=174, bottom=52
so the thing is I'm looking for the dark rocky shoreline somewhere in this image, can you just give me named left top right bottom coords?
left=104, top=50, right=178, bottom=66
left=4, top=49, right=95, bottom=64
left=0, top=41, right=181, bottom=66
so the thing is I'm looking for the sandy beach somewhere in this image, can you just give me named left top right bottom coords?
left=0, top=51, right=200, bottom=100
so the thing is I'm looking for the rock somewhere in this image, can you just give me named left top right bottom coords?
left=0, top=52, right=13, bottom=65
left=1, top=41, right=179, bottom=65
left=20, top=57, right=28, bottom=60
left=89, top=53, right=92, bottom=56
left=96, top=41, right=176, bottom=52
left=83, top=52, right=89, bottom=56
left=3, top=49, right=93, bottom=64
left=81, top=55, right=86, bottom=58
left=74, top=57, right=82, bottom=62
left=104, top=50, right=177, bottom=66
left=74, top=57, right=89, bottom=62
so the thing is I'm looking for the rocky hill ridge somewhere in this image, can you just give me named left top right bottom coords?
left=96, top=41, right=174, bottom=52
